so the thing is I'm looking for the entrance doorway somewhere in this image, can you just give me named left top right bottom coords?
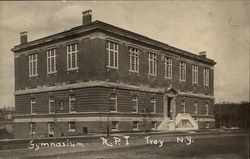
left=167, top=97, right=173, bottom=118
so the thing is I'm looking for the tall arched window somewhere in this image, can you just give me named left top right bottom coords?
left=110, top=94, right=117, bottom=112
left=49, top=96, right=55, bottom=113
left=30, top=98, right=36, bottom=114
left=181, top=100, right=186, bottom=113
left=194, top=101, right=198, bottom=115
left=205, top=103, right=209, bottom=115
left=69, top=95, right=76, bottom=113
left=132, top=96, right=138, bottom=113
left=150, top=97, right=156, bottom=114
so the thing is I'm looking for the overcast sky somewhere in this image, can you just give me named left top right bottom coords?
left=0, top=1, right=249, bottom=108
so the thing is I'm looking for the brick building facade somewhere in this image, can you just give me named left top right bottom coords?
left=12, top=10, right=216, bottom=139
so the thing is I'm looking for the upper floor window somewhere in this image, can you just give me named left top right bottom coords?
left=164, top=57, right=172, bottom=79
left=67, top=43, right=78, bottom=70
left=69, top=95, right=76, bottom=113
left=205, top=103, right=209, bottom=115
left=181, top=100, right=186, bottom=113
left=148, top=52, right=157, bottom=76
left=204, top=68, right=210, bottom=86
left=131, top=96, right=138, bottom=113
left=192, top=65, right=199, bottom=84
left=110, top=94, right=118, bottom=112
left=47, top=49, right=57, bottom=74
left=179, top=61, right=186, bottom=81
left=30, top=98, right=36, bottom=114
left=129, top=47, right=139, bottom=72
left=107, top=41, right=119, bottom=69
left=29, top=122, right=35, bottom=135
left=29, top=53, right=38, bottom=77
left=194, top=101, right=198, bottom=115
left=49, top=96, right=55, bottom=114
left=68, top=121, right=76, bottom=132
left=150, top=97, right=156, bottom=113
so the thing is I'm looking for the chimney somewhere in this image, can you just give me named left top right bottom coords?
left=20, top=31, right=28, bottom=44
left=199, top=51, right=206, bottom=58
left=82, top=10, right=92, bottom=25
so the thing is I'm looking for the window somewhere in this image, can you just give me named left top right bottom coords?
left=148, top=52, right=157, bottom=75
left=48, top=122, right=55, bottom=134
left=152, top=121, right=157, bottom=130
left=129, top=47, right=139, bottom=72
left=29, top=122, right=35, bottom=134
left=67, top=43, right=78, bottom=70
left=131, top=96, right=138, bottom=113
left=205, top=103, right=209, bottom=115
left=29, top=53, right=38, bottom=77
left=107, top=41, right=119, bottom=69
left=150, top=97, right=156, bottom=113
left=192, top=65, right=198, bottom=84
left=111, top=121, right=118, bottom=131
left=68, top=121, right=76, bottom=132
left=164, top=57, right=172, bottom=79
left=30, top=98, right=36, bottom=114
left=204, top=68, right=209, bottom=86
left=194, top=101, right=198, bottom=115
left=181, top=100, right=186, bottom=113
left=47, top=49, right=57, bottom=74
left=69, top=95, right=76, bottom=113
left=49, top=97, right=55, bottom=114
left=179, top=61, right=186, bottom=81
left=110, top=94, right=118, bottom=112
left=133, top=121, right=139, bottom=130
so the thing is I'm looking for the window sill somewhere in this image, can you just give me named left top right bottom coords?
left=29, top=132, right=35, bottom=135
left=148, top=73, right=157, bottom=76
left=111, top=129, right=119, bottom=132
left=29, top=75, right=38, bottom=78
left=69, top=111, right=77, bottom=113
left=133, top=129, right=139, bottom=131
left=164, top=77, right=172, bottom=80
left=110, top=111, right=117, bottom=113
left=107, top=66, right=119, bottom=70
left=129, top=70, right=139, bottom=73
left=68, top=130, right=76, bottom=133
left=47, top=71, right=57, bottom=75
left=131, top=111, right=138, bottom=114
left=67, top=68, right=79, bottom=71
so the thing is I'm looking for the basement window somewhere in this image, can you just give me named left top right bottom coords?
left=68, top=121, right=76, bottom=132
left=111, top=121, right=119, bottom=131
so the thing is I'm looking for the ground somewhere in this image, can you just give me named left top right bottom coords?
left=32, top=135, right=249, bottom=159
left=0, top=131, right=249, bottom=159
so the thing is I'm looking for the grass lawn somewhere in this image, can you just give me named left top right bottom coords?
left=34, top=135, right=249, bottom=159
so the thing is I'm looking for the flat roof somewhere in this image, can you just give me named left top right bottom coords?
left=12, top=20, right=216, bottom=65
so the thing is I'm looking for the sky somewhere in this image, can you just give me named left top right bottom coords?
left=0, top=1, right=249, bottom=108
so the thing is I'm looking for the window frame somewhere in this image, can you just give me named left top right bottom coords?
left=107, top=40, right=119, bottom=69
left=131, top=96, right=138, bottom=113
left=194, top=101, right=198, bottom=115
left=49, top=96, right=55, bottom=114
left=192, top=65, right=199, bottom=84
left=30, top=98, right=36, bottom=114
left=204, top=68, right=210, bottom=86
left=68, top=121, right=76, bottom=132
left=29, top=53, right=38, bottom=77
left=152, top=121, right=157, bottom=130
left=205, top=103, right=209, bottom=115
left=110, top=94, right=118, bottom=112
left=150, top=97, right=156, bottom=114
left=164, top=57, right=172, bottom=79
left=132, top=121, right=139, bottom=130
left=181, top=100, right=186, bottom=113
left=111, top=121, right=119, bottom=131
left=69, top=95, right=76, bottom=113
left=148, top=52, right=157, bottom=76
left=67, top=43, right=79, bottom=71
left=129, top=47, right=139, bottom=73
left=47, top=49, right=57, bottom=74
left=29, top=122, right=35, bottom=135
left=179, top=61, right=186, bottom=81
left=48, top=122, right=55, bottom=134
